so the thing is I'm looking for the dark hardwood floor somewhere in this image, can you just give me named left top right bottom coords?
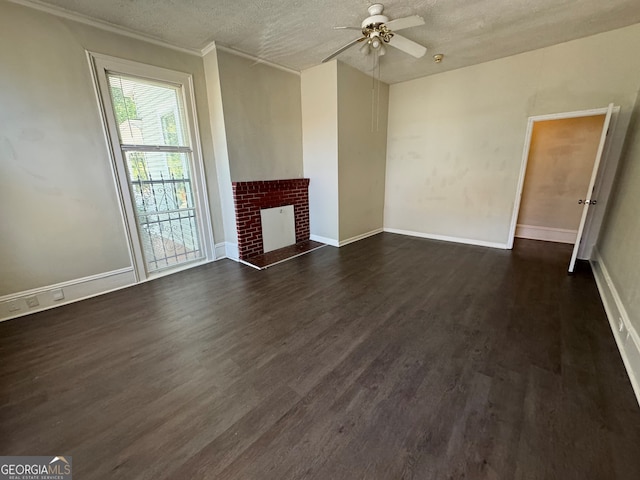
left=1, top=233, right=639, bottom=479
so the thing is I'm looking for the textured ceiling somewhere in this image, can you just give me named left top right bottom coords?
left=26, top=0, right=640, bottom=83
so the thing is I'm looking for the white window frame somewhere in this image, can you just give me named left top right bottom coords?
left=88, top=52, right=215, bottom=282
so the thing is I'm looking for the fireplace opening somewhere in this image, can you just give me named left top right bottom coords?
left=261, top=205, right=296, bottom=253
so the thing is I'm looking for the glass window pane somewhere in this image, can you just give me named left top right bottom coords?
left=125, top=151, right=201, bottom=272
left=107, top=73, right=189, bottom=147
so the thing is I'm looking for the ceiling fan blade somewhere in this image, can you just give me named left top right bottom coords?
left=384, top=15, right=425, bottom=31
left=333, top=26, right=361, bottom=31
left=388, top=34, right=427, bottom=58
left=322, top=37, right=365, bottom=63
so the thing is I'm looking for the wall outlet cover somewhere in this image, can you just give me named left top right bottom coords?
left=51, top=288, right=65, bottom=301
left=25, top=296, right=39, bottom=308
left=8, top=301, right=21, bottom=312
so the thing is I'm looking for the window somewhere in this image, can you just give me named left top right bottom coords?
left=91, top=54, right=214, bottom=279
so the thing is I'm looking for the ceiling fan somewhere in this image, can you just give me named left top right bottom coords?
left=322, top=3, right=427, bottom=63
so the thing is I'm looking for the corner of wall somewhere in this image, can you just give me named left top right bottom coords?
left=203, top=48, right=237, bottom=245
left=336, top=61, right=388, bottom=243
left=301, top=61, right=340, bottom=244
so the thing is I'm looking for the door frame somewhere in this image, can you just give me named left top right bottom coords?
left=87, top=52, right=216, bottom=282
left=507, top=105, right=621, bottom=253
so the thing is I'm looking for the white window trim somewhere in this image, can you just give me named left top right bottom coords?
left=87, top=51, right=215, bottom=282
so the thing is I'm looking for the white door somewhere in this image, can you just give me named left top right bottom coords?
left=568, top=103, right=614, bottom=273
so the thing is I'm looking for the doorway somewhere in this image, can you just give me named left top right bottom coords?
left=508, top=105, right=617, bottom=273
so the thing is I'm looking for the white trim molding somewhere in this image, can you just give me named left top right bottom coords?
left=591, top=249, right=640, bottom=406
left=7, top=0, right=303, bottom=77
left=205, top=45, right=300, bottom=76
left=224, top=242, right=240, bottom=261
left=507, top=105, right=621, bottom=250
left=89, top=53, right=217, bottom=281
left=201, top=40, right=218, bottom=57
left=310, top=234, right=340, bottom=247
left=7, top=0, right=201, bottom=56
left=0, top=268, right=136, bottom=323
left=515, top=224, right=578, bottom=244
left=214, top=242, right=227, bottom=260
left=384, top=228, right=509, bottom=250
left=238, top=259, right=262, bottom=270
left=339, top=228, right=383, bottom=247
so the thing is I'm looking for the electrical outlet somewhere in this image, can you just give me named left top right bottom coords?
left=51, top=288, right=65, bottom=301
left=8, top=301, right=21, bottom=312
left=25, top=296, right=39, bottom=308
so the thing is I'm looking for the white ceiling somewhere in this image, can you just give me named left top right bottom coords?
left=23, top=0, right=640, bottom=83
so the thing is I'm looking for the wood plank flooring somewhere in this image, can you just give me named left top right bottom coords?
left=1, top=233, right=639, bottom=479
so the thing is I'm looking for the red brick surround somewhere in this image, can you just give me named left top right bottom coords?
left=232, top=179, right=310, bottom=260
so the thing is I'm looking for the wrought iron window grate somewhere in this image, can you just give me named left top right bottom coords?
left=130, top=172, right=202, bottom=271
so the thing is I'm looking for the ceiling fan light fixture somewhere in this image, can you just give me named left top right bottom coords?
left=322, top=3, right=427, bottom=63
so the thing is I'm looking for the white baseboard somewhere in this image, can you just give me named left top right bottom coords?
left=383, top=228, right=509, bottom=250
left=0, top=267, right=136, bottom=323
left=310, top=234, right=339, bottom=247
left=591, top=249, right=640, bottom=406
left=215, top=242, right=227, bottom=259
left=516, top=224, right=577, bottom=244
left=224, top=242, right=239, bottom=261
left=339, top=228, right=383, bottom=247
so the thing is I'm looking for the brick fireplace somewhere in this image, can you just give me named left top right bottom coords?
left=232, top=179, right=310, bottom=260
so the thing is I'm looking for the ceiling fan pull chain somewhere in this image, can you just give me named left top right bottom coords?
left=377, top=61, right=381, bottom=132
left=371, top=52, right=376, bottom=132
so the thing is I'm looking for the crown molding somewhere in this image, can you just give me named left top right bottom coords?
left=207, top=44, right=300, bottom=76
left=7, top=0, right=202, bottom=56
left=201, top=40, right=218, bottom=57
left=10, top=0, right=303, bottom=74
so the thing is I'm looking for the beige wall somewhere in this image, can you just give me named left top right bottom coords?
left=301, top=61, right=389, bottom=244
left=0, top=2, right=223, bottom=295
left=385, top=23, right=640, bottom=245
left=301, top=62, right=339, bottom=243
left=518, top=115, right=605, bottom=230
left=202, top=49, right=235, bottom=252
left=337, top=62, right=388, bottom=242
left=598, top=96, right=640, bottom=335
left=217, top=50, right=303, bottom=182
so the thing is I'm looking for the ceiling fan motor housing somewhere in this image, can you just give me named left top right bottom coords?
left=322, top=3, right=427, bottom=63
left=362, top=15, right=389, bottom=29
left=362, top=5, right=392, bottom=43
